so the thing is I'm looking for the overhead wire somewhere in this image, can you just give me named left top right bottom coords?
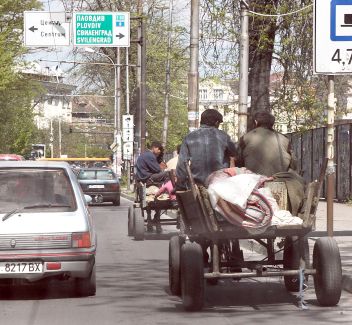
left=241, top=1, right=313, bottom=18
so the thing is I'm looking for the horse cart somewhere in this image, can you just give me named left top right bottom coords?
left=169, top=165, right=342, bottom=311
left=128, top=176, right=180, bottom=241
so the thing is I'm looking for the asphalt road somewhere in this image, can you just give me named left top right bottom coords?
left=1, top=198, right=352, bottom=325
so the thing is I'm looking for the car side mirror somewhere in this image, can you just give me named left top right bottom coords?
left=84, top=194, right=92, bottom=204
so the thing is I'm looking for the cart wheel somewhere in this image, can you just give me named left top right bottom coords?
left=313, top=237, right=342, bottom=306
left=283, top=236, right=310, bottom=292
left=169, top=236, right=184, bottom=296
left=134, top=207, right=145, bottom=241
left=180, top=242, right=204, bottom=311
left=128, top=206, right=134, bottom=236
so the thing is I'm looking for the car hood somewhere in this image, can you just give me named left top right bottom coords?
left=0, top=211, right=88, bottom=235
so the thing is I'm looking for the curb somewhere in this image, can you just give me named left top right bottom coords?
left=121, top=191, right=134, bottom=202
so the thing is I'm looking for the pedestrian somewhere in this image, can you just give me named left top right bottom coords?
left=166, top=144, right=181, bottom=170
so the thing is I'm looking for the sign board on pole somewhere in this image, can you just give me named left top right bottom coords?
left=122, top=115, right=134, bottom=129
left=73, top=12, right=130, bottom=47
left=122, top=129, right=134, bottom=142
left=24, top=11, right=71, bottom=47
left=123, top=142, right=133, bottom=159
left=314, top=0, right=352, bottom=74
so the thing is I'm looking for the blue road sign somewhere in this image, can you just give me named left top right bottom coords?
left=331, top=0, right=352, bottom=41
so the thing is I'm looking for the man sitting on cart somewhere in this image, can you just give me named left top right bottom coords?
left=237, top=110, right=305, bottom=216
left=176, top=109, right=238, bottom=189
left=135, top=141, right=169, bottom=233
left=176, top=109, right=240, bottom=264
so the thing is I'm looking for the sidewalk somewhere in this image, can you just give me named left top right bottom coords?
left=121, top=188, right=352, bottom=293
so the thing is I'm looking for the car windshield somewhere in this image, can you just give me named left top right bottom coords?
left=0, top=168, right=76, bottom=213
left=78, top=169, right=116, bottom=180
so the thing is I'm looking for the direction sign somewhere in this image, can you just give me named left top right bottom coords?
left=73, top=12, right=130, bottom=47
left=314, top=0, right=352, bottom=74
left=24, top=11, right=70, bottom=47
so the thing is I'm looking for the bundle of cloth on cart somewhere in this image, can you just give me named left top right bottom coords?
left=206, top=167, right=305, bottom=231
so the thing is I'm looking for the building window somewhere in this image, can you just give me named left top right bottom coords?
left=214, top=89, right=223, bottom=100
left=199, top=89, right=208, bottom=100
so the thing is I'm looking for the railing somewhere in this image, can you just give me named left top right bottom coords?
left=287, top=123, right=352, bottom=201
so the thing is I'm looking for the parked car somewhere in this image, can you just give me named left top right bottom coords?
left=0, top=161, right=96, bottom=296
left=77, top=168, right=121, bottom=206
left=0, top=154, right=25, bottom=161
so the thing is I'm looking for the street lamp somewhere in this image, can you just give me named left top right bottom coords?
left=84, top=47, right=121, bottom=175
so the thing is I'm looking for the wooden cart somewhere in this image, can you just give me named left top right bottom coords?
left=128, top=177, right=179, bottom=241
left=169, top=165, right=342, bottom=311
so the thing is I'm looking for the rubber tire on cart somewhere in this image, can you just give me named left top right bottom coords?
left=128, top=206, right=134, bottom=236
left=134, top=207, right=145, bottom=241
left=313, top=237, right=342, bottom=306
left=283, top=236, right=310, bottom=292
left=75, top=263, right=96, bottom=297
left=180, top=242, right=204, bottom=311
left=169, top=236, right=184, bottom=296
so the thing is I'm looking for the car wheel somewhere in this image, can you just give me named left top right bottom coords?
left=113, top=195, right=121, bottom=206
left=134, top=207, right=144, bottom=241
left=75, top=263, right=96, bottom=297
left=313, top=237, right=342, bottom=306
left=181, top=242, right=204, bottom=311
left=169, top=236, right=184, bottom=296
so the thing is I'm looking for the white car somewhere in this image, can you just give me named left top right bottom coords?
left=0, top=161, right=97, bottom=296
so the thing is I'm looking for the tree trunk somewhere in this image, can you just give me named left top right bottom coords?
left=248, top=0, right=278, bottom=129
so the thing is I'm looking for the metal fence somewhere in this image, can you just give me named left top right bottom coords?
left=287, top=123, right=352, bottom=201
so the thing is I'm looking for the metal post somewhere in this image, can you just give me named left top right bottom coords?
left=116, top=47, right=122, bottom=176
left=327, top=75, right=335, bottom=237
left=162, top=0, right=173, bottom=147
left=238, top=0, right=249, bottom=139
left=140, top=18, right=147, bottom=151
left=126, top=47, right=131, bottom=191
left=188, top=0, right=200, bottom=132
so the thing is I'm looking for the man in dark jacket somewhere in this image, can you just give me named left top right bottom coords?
left=135, top=141, right=168, bottom=184
left=176, top=109, right=238, bottom=189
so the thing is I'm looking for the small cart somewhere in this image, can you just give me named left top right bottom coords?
left=170, top=166, right=342, bottom=311
left=128, top=178, right=180, bottom=241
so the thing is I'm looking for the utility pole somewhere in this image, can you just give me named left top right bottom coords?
left=238, top=0, right=249, bottom=139
left=116, top=47, right=122, bottom=176
left=327, top=75, right=335, bottom=237
left=188, top=0, right=200, bottom=132
left=162, top=0, right=174, bottom=147
left=126, top=47, right=132, bottom=191
left=135, top=1, right=142, bottom=156
left=140, top=17, right=147, bottom=151
left=50, top=119, right=54, bottom=158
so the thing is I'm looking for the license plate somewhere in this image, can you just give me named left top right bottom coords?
left=0, top=262, right=43, bottom=274
left=89, top=185, right=104, bottom=189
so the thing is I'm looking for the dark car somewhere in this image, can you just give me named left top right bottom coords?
left=77, top=168, right=120, bottom=206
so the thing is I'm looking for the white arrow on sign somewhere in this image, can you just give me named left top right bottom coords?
left=24, top=11, right=71, bottom=47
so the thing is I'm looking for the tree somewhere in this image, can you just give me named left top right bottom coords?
left=0, top=0, right=42, bottom=154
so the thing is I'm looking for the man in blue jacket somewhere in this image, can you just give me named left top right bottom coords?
left=135, top=141, right=169, bottom=184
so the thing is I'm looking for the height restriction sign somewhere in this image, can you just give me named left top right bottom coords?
left=314, top=0, right=352, bottom=74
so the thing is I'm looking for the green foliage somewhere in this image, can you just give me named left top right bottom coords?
left=0, top=0, right=42, bottom=153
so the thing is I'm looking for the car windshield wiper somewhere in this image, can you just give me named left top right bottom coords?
left=2, top=204, right=71, bottom=222
left=22, top=204, right=71, bottom=209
